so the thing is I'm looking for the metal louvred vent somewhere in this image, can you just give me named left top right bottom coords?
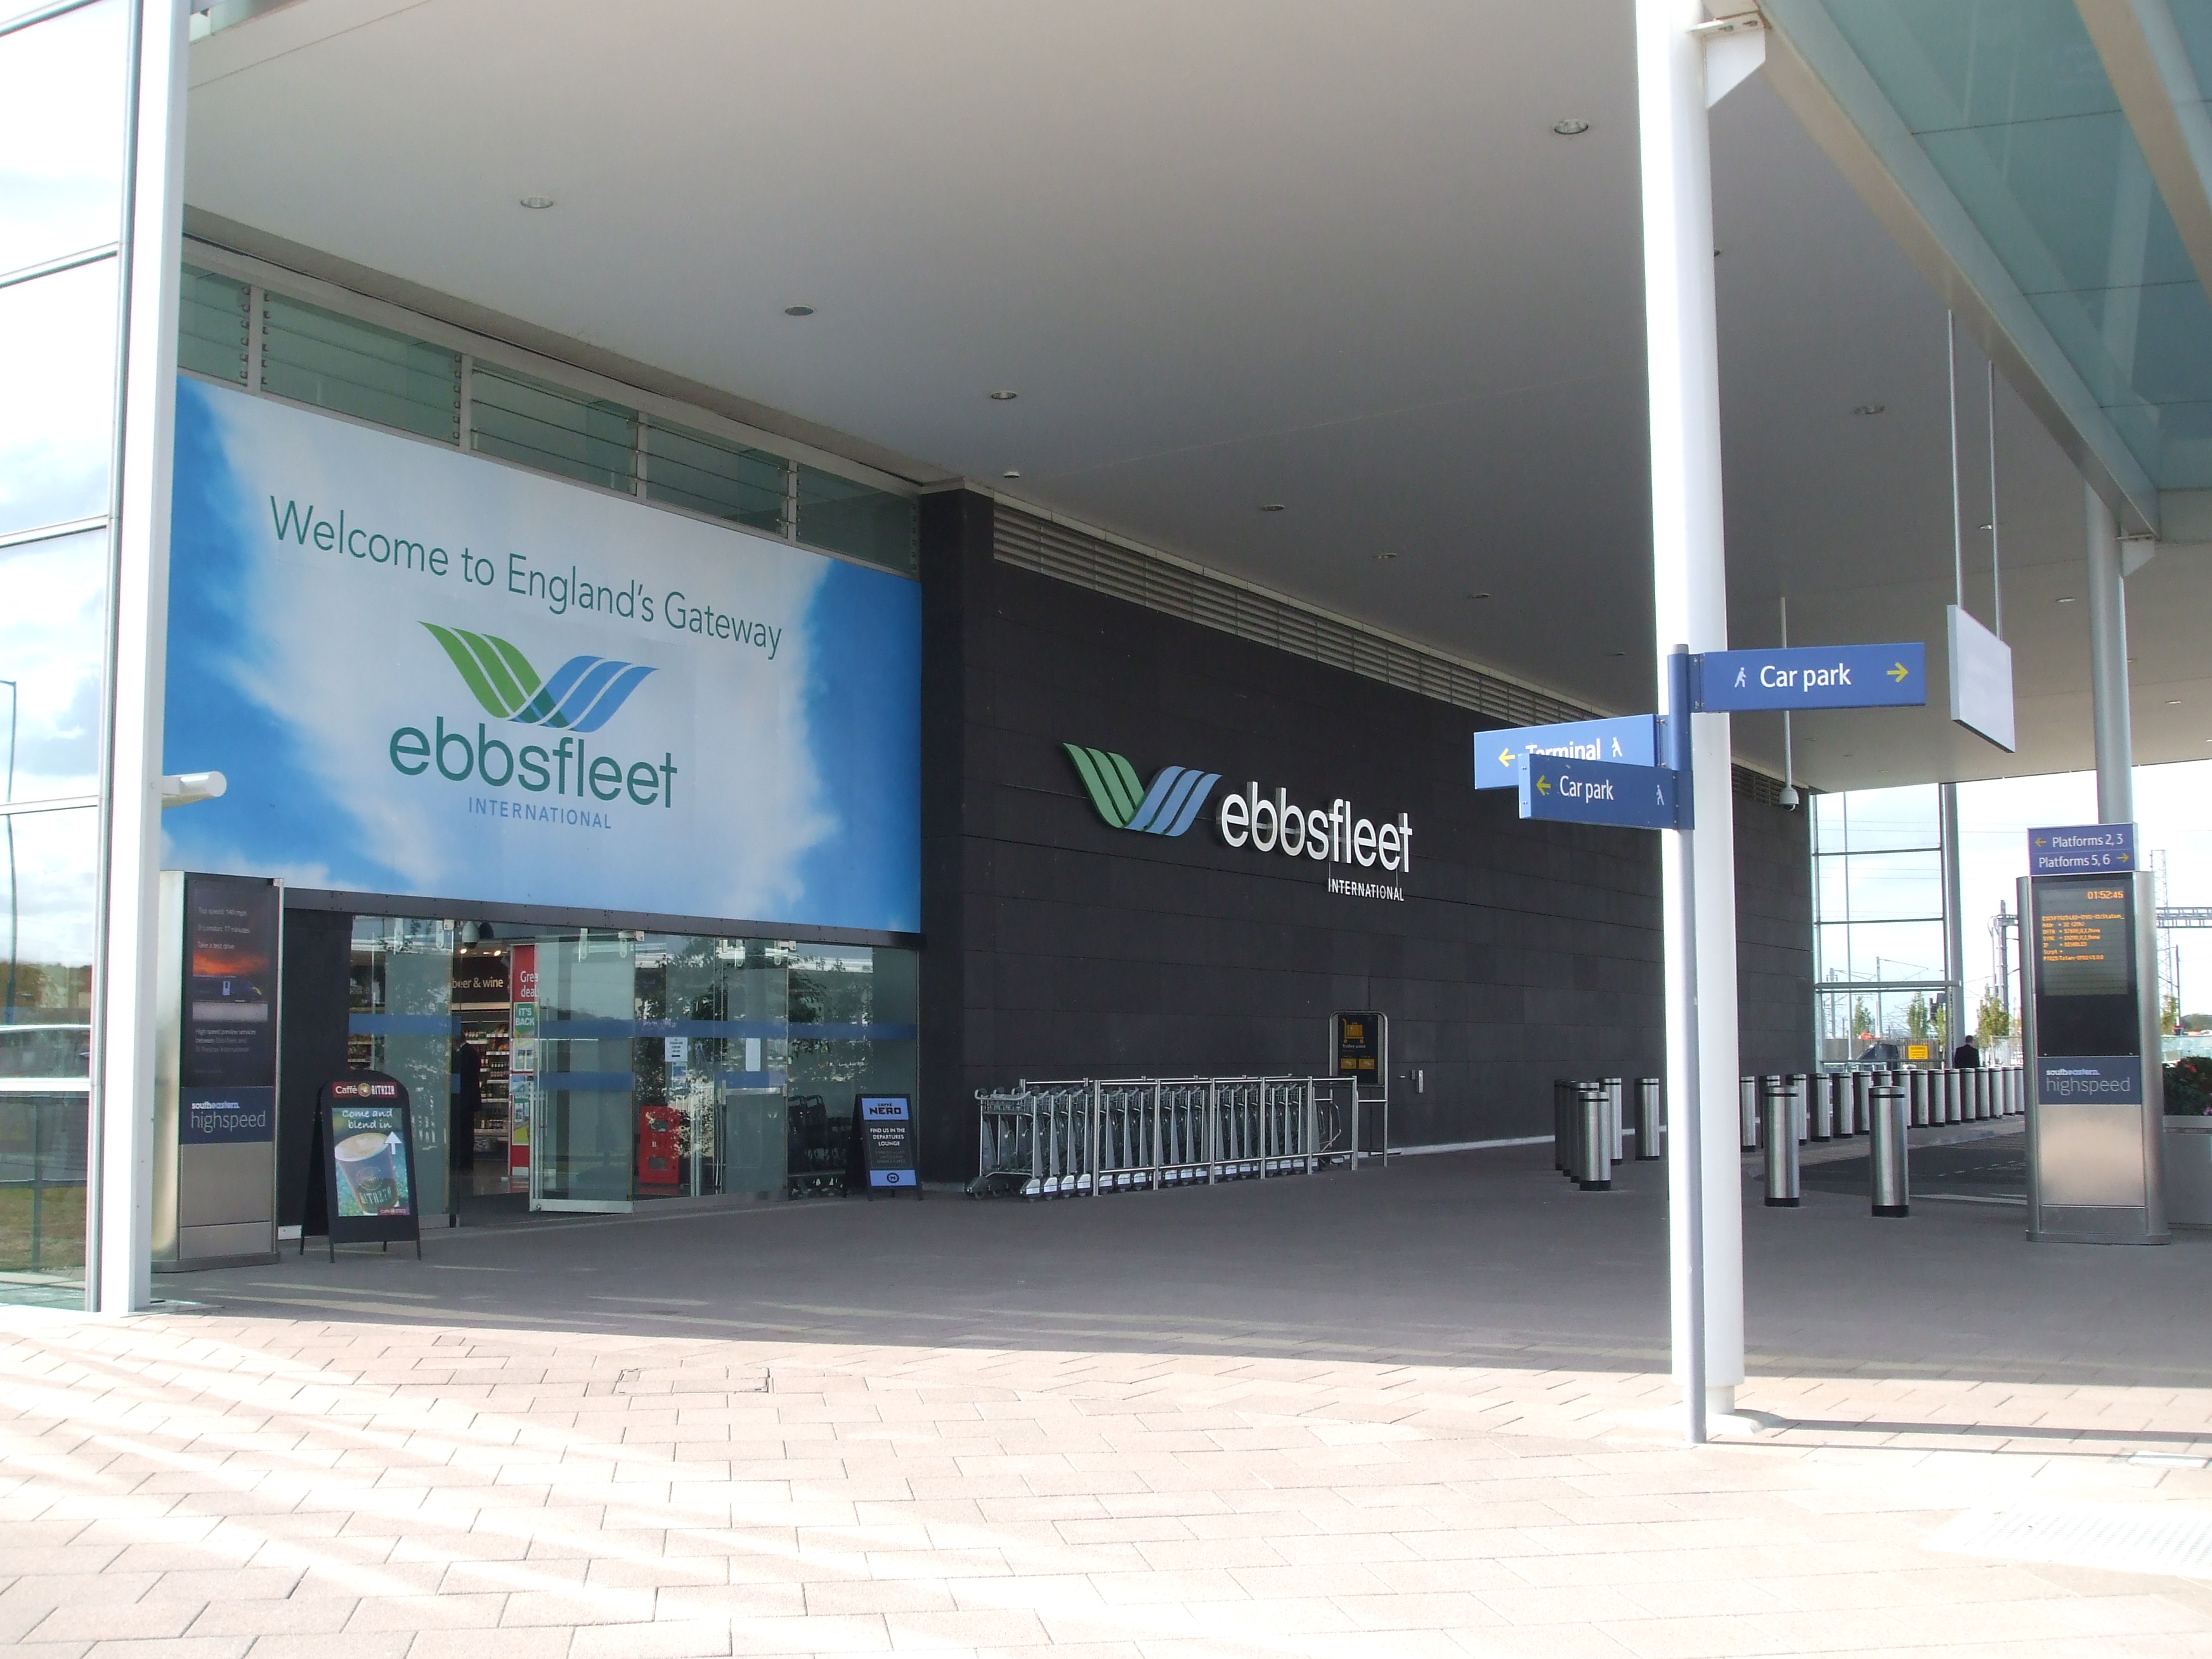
left=992, top=505, right=1795, bottom=802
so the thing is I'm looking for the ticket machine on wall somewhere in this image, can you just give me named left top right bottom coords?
left=2020, top=835, right=2167, bottom=1245
left=152, top=872, right=282, bottom=1270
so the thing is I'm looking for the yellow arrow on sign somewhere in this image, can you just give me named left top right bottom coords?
left=1888, top=661, right=1910, bottom=682
left=1499, top=747, right=1516, bottom=768
left=1536, top=775, right=1552, bottom=797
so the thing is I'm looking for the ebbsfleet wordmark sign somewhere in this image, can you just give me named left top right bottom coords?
left=162, top=380, right=920, bottom=932
left=1065, top=743, right=1411, bottom=897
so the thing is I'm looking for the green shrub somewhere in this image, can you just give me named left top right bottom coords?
left=2166, top=1056, right=2212, bottom=1116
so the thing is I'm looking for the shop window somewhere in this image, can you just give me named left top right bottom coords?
left=178, top=266, right=249, bottom=384
left=644, top=418, right=788, bottom=536
left=470, top=365, right=636, bottom=493
left=261, top=292, right=462, bottom=444
left=796, top=464, right=918, bottom=576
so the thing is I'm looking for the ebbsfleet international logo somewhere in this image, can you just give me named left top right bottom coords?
left=1064, top=745, right=1220, bottom=836
left=422, top=623, right=654, bottom=732
left=389, top=620, right=679, bottom=814
left=1064, top=739, right=1413, bottom=899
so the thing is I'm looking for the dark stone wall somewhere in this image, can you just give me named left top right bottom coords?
left=916, top=490, right=1811, bottom=1179
left=276, top=906, right=354, bottom=1229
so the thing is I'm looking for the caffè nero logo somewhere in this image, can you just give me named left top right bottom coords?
left=1064, top=742, right=1411, bottom=898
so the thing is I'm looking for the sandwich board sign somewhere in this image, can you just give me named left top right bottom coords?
left=851, top=1094, right=921, bottom=1198
left=309, top=1073, right=422, bottom=1259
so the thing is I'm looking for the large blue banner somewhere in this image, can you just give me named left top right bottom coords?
left=163, top=379, right=920, bottom=933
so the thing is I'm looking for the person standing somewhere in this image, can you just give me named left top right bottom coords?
left=1953, top=1036, right=1981, bottom=1070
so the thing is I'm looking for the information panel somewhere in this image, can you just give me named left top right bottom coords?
left=1333, top=1012, right=1382, bottom=1079
left=2032, top=876, right=2142, bottom=1104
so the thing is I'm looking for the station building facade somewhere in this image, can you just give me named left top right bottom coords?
left=5, top=209, right=1813, bottom=1277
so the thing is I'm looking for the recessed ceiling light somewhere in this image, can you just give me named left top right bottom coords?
left=1375, top=552, right=1398, bottom=561
left=1259, top=502, right=1286, bottom=513
left=1852, top=403, right=1885, bottom=416
left=1553, top=118, right=1591, bottom=136
left=1607, top=650, right=1626, bottom=658
left=1466, top=591, right=1491, bottom=600
left=2166, top=699, right=2183, bottom=706
left=518, top=195, right=554, bottom=210
left=988, top=389, right=1018, bottom=401
left=2057, top=595, right=2077, bottom=604
left=783, top=304, right=814, bottom=316
left=1002, top=469, right=1021, bottom=479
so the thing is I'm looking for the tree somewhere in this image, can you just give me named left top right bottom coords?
left=1905, top=994, right=1931, bottom=1039
left=1976, top=984, right=2011, bottom=1042
left=1852, top=999, right=1875, bottom=1041
left=2164, top=990, right=2182, bottom=1034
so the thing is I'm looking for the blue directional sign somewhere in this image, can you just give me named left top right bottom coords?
left=2028, top=823, right=2137, bottom=876
left=1691, top=642, right=1925, bottom=712
left=1518, top=754, right=1680, bottom=829
left=1473, top=715, right=1660, bottom=790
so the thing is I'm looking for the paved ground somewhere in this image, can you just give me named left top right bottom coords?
left=8, top=1131, right=2212, bottom=1658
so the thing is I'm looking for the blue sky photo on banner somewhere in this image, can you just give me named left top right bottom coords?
left=163, top=379, right=920, bottom=933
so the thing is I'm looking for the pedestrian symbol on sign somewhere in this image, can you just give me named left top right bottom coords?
left=1733, top=666, right=1747, bottom=687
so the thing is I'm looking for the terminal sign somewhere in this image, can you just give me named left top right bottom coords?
left=1518, top=754, right=1681, bottom=830
left=1473, top=715, right=1658, bottom=791
left=1690, top=642, right=1926, bottom=712
left=2029, top=822, right=2136, bottom=876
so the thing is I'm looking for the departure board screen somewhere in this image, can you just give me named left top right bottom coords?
left=2032, top=875, right=2140, bottom=1061
left=2037, top=882, right=2134, bottom=998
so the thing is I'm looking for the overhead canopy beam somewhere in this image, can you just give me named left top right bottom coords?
left=1760, top=0, right=2164, bottom=537
left=2077, top=1, right=2212, bottom=545
left=2077, top=1, right=2212, bottom=320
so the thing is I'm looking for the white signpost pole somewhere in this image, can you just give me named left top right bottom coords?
left=1637, top=0, right=1753, bottom=1440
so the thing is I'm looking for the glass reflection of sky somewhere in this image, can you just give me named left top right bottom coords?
left=0, top=0, right=123, bottom=276
left=0, top=259, right=117, bottom=540
left=0, top=528, right=107, bottom=802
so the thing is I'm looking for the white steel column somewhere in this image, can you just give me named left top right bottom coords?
left=2085, top=484, right=2134, bottom=824
left=1638, top=0, right=1745, bottom=1435
left=89, top=0, right=189, bottom=1315
left=1940, top=781, right=1964, bottom=1052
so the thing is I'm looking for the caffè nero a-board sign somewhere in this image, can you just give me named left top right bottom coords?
left=850, top=1094, right=921, bottom=1199
left=312, top=1073, right=423, bottom=1259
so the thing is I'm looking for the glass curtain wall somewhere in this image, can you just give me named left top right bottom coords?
left=1812, top=785, right=1957, bottom=1065
left=0, top=0, right=127, bottom=1306
left=347, top=918, right=915, bottom=1213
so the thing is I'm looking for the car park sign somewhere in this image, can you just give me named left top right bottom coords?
left=1690, top=642, right=1925, bottom=712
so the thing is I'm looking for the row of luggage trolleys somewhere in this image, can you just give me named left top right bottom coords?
left=972, top=1077, right=1368, bottom=1199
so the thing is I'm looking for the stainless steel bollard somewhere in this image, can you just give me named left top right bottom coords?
left=1946, top=1068, right=1962, bottom=1124
left=1762, top=1077, right=1800, bottom=1207
left=1908, top=1069, right=1928, bottom=1128
left=1851, top=1069, right=1870, bottom=1137
left=1740, top=1076, right=1758, bottom=1150
left=1606, top=1077, right=1625, bottom=1162
left=1870, top=1083, right=1909, bottom=1216
left=1634, top=1077, right=1663, bottom=1160
left=1807, top=1072, right=1833, bottom=1142
left=1576, top=1083, right=1613, bottom=1190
